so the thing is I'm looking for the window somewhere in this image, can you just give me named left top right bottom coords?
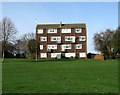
left=48, top=29, right=57, bottom=33
left=40, top=37, right=47, bottom=41
left=40, top=53, right=47, bottom=58
left=79, top=36, right=86, bottom=41
left=61, top=44, right=71, bottom=51
left=39, top=45, right=43, bottom=50
left=65, top=53, right=75, bottom=58
left=51, top=53, right=61, bottom=58
left=76, top=44, right=82, bottom=49
left=76, top=28, right=82, bottom=33
left=61, top=29, right=71, bottom=33
left=65, top=36, right=75, bottom=42
left=37, top=29, right=43, bottom=34
left=51, top=36, right=61, bottom=43
left=79, top=52, right=86, bottom=58
left=47, top=45, right=57, bottom=50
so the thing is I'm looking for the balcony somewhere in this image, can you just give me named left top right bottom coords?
left=47, top=49, right=54, bottom=53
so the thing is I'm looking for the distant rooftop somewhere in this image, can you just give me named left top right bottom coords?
left=36, top=23, right=86, bottom=29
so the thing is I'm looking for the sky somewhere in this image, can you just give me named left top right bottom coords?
left=2, top=2, right=118, bottom=53
left=1, top=0, right=119, bottom=2
left=118, top=1, right=120, bottom=26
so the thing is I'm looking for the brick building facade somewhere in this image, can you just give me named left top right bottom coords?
left=36, top=23, right=87, bottom=59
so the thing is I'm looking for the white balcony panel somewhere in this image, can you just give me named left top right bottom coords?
left=79, top=36, right=86, bottom=41
left=76, top=28, right=82, bottom=33
left=47, top=45, right=57, bottom=49
left=40, top=37, right=47, bottom=41
left=76, top=44, right=82, bottom=49
left=51, top=53, right=61, bottom=58
left=61, top=44, right=71, bottom=51
left=65, top=36, right=75, bottom=42
left=51, top=36, right=61, bottom=42
left=79, top=52, right=86, bottom=58
left=65, top=53, right=75, bottom=58
left=61, top=29, right=71, bottom=33
left=40, top=53, right=47, bottom=58
left=48, top=29, right=57, bottom=33
left=37, top=29, right=43, bottom=34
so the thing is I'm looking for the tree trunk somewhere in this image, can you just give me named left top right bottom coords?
left=2, top=50, right=4, bottom=62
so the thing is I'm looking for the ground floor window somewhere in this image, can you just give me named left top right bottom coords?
left=79, top=52, right=86, bottom=58
left=40, top=53, right=47, bottom=58
left=65, top=53, right=75, bottom=58
left=51, top=53, right=61, bottom=58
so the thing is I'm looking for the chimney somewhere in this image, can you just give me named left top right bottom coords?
left=60, top=22, right=62, bottom=28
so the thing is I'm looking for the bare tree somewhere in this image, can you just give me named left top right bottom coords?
left=27, top=39, right=36, bottom=59
left=21, top=32, right=35, bottom=42
left=112, top=27, right=120, bottom=54
left=93, top=29, right=114, bottom=59
left=0, top=21, right=2, bottom=58
left=1, top=17, right=17, bottom=61
left=15, top=32, right=35, bottom=55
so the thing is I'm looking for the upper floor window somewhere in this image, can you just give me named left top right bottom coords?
left=61, top=44, right=71, bottom=51
left=48, top=29, right=57, bottom=33
left=61, top=29, right=71, bottom=33
left=47, top=45, right=57, bottom=50
left=65, top=36, right=75, bottom=42
left=40, top=45, right=43, bottom=50
left=37, top=29, right=43, bottom=34
left=40, top=37, right=47, bottom=41
left=51, top=36, right=61, bottom=43
left=76, top=44, right=82, bottom=49
left=76, top=28, right=82, bottom=33
left=79, top=36, right=86, bottom=41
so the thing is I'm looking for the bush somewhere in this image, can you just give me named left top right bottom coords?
left=116, top=53, right=120, bottom=59
left=27, top=53, right=36, bottom=59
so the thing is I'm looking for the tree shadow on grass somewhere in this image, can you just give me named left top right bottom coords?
left=30, top=58, right=76, bottom=63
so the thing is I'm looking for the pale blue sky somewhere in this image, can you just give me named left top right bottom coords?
left=2, top=2, right=118, bottom=53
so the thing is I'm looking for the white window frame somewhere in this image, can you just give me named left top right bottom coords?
left=51, top=53, right=61, bottom=58
left=79, top=36, right=86, bottom=41
left=40, top=37, right=47, bottom=41
left=40, top=53, right=47, bottom=58
left=65, top=36, right=75, bottom=42
left=79, top=52, right=86, bottom=58
left=61, top=29, right=71, bottom=33
left=40, top=45, right=43, bottom=50
left=76, top=28, right=82, bottom=33
left=48, top=29, right=57, bottom=33
left=61, top=44, right=71, bottom=51
left=76, top=44, right=82, bottom=49
left=51, top=36, right=61, bottom=42
left=47, top=45, right=57, bottom=50
left=37, top=29, right=43, bottom=34
left=65, top=53, right=76, bottom=58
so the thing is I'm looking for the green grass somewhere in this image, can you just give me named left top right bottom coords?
left=2, top=58, right=118, bottom=93
left=0, top=58, right=2, bottom=94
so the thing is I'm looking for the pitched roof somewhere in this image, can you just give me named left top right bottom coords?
left=36, top=23, right=86, bottom=29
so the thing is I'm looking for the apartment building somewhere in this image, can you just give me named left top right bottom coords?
left=36, top=23, right=87, bottom=59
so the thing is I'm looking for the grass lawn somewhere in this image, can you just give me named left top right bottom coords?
left=0, top=58, right=2, bottom=94
left=2, top=58, right=118, bottom=93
